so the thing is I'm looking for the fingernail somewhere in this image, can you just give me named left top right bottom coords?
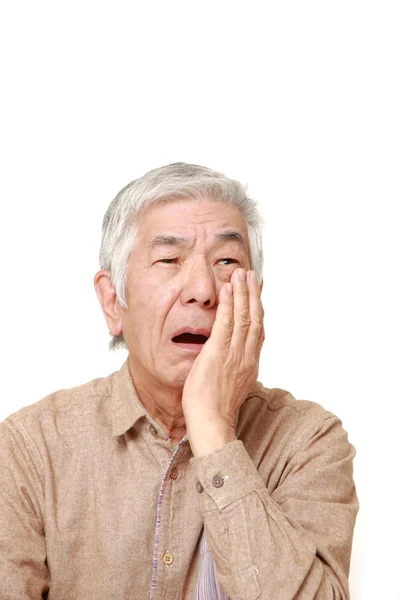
left=237, top=269, right=246, bottom=281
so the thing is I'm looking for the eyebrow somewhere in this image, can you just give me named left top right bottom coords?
left=148, top=230, right=246, bottom=249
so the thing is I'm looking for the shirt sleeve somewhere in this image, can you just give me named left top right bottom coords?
left=190, top=413, right=359, bottom=600
left=0, top=419, right=50, bottom=599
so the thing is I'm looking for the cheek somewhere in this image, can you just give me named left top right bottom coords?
left=128, top=279, right=179, bottom=331
left=217, top=267, right=236, bottom=283
left=144, top=274, right=179, bottom=308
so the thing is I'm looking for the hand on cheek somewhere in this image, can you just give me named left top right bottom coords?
left=182, top=268, right=265, bottom=456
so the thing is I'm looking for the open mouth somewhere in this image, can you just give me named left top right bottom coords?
left=171, top=332, right=209, bottom=351
left=172, top=333, right=208, bottom=344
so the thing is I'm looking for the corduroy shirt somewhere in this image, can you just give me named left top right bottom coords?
left=0, top=360, right=358, bottom=599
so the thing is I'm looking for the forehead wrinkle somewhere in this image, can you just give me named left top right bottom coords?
left=214, top=230, right=245, bottom=246
left=148, top=234, right=190, bottom=249
left=148, top=230, right=246, bottom=251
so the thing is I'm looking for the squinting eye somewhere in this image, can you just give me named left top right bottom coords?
left=158, top=257, right=238, bottom=266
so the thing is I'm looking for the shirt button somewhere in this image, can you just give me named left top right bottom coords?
left=162, top=551, right=174, bottom=566
left=212, top=475, right=224, bottom=488
left=170, top=467, right=178, bottom=480
left=196, top=481, right=204, bottom=493
left=149, top=424, right=158, bottom=436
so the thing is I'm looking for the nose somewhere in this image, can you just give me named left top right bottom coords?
left=180, top=259, right=217, bottom=308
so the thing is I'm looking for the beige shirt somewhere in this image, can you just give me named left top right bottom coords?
left=0, top=360, right=358, bottom=599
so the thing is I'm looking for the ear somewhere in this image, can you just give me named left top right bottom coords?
left=94, top=270, right=122, bottom=337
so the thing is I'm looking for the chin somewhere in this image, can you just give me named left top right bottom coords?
left=163, top=361, right=193, bottom=389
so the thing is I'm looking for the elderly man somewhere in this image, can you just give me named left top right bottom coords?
left=0, top=163, right=358, bottom=599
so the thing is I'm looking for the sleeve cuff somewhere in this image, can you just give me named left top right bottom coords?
left=190, top=440, right=266, bottom=511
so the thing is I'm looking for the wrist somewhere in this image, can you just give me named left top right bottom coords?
left=187, top=420, right=237, bottom=457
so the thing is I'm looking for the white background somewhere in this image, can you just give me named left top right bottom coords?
left=1, top=1, right=399, bottom=598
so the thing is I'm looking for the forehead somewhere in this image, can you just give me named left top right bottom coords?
left=137, top=198, right=248, bottom=244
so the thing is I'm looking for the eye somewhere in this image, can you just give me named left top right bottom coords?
left=159, top=258, right=179, bottom=264
left=157, top=257, right=238, bottom=266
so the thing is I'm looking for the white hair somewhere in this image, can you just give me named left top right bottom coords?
left=99, top=162, right=264, bottom=350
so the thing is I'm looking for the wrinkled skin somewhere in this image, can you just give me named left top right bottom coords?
left=95, top=198, right=264, bottom=451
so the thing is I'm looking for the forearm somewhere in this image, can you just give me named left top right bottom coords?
left=202, top=486, right=348, bottom=599
left=191, top=439, right=357, bottom=600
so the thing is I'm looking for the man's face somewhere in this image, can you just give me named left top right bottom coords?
left=120, top=198, right=251, bottom=388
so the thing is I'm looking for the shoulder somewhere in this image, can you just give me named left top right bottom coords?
left=238, top=381, right=344, bottom=444
left=0, top=369, right=120, bottom=441
left=238, top=382, right=355, bottom=485
left=242, top=380, right=334, bottom=418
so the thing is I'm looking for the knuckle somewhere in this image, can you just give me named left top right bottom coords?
left=244, top=358, right=258, bottom=373
left=237, top=286, right=249, bottom=297
left=221, top=317, right=233, bottom=331
left=237, top=314, right=251, bottom=326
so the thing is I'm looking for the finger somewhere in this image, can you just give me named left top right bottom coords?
left=209, top=282, right=234, bottom=350
left=231, top=268, right=251, bottom=349
left=245, top=270, right=263, bottom=358
left=256, top=298, right=265, bottom=362
left=256, top=321, right=265, bottom=363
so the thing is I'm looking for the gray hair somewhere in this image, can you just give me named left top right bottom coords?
left=99, top=162, right=264, bottom=350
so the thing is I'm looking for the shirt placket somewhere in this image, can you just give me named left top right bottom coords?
left=147, top=427, right=188, bottom=600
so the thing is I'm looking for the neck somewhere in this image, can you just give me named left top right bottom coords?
left=128, top=357, right=187, bottom=444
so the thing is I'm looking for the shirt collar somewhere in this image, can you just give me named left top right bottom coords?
left=111, top=358, right=264, bottom=437
left=111, top=359, right=147, bottom=436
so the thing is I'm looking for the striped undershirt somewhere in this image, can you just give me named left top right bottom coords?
left=194, top=530, right=230, bottom=600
